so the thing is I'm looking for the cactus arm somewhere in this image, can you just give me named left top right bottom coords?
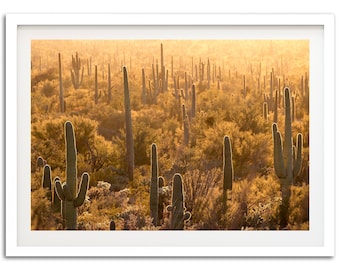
left=293, top=133, right=303, bottom=178
left=54, top=178, right=65, bottom=201
left=42, top=164, right=52, bottom=190
left=74, top=172, right=89, bottom=207
left=183, top=211, right=191, bottom=221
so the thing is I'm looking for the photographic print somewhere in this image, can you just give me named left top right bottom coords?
left=6, top=13, right=334, bottom=256
left=30, top=39, right=310, bottom=231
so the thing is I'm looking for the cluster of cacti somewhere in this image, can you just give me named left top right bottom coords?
left=32, top=41, right=309, bottom=231
left=71, top=52, right=84, bottom=89
left=54, top=121, right=90, bottom=230
left=141, top=44, right=169, bottom=105
left=272, top=87, right=303, bottom=228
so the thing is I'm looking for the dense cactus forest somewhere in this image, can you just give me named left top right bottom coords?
left=31, top=40, right=309, bottom=230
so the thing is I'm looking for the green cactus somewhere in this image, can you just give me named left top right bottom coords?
left=58, top=52, right=64, bottom=113
left=191, top=84, right=196, bottom=119
left=166, top=173, right=191, bottom=230
left=141, top=68, right=147, bottom=105
left=108, top=64, right=112, bottom=103
left=42, top=164, right=52, bottom=203
left=71, top=52, right=84, bottom=89
left=36, top=156, right=45, bottom=172
left=94, top=65, right=98, bottom=104
left=150, top=143, right=159, bottom=226
left=263, top=102, right=268, bottom=120
left=54, top=121, right=89, bottom=230
left=182, top=104, right=190, bottom=146
left=110, top=220, right=116, bottom=230
left=272, top=87, right=303, bottom=228
left=123, top=66, right=135, bottom=181
left=222, top=135, right=233, bottom=215
left=52, top=176, right=61, bottom=212
left=273, top=89, right=278, bottom=123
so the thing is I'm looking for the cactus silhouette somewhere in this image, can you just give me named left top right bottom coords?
left=71, top=52, right=84, bottom=89
left=150, top=143, right=159, bottom=226
left=94, top=65, right=98, bottom=104
left=110, top=220, right=116, bottom=230
left=222, top=136, right=233, bottom=216
left=108, top=64, right=112, bottom=103
left=272, top=87, right=303, bottom=228
left=263, top=102, right=268, bottom=120
left=54, top=121, right=89, bottom=230
left=166, top=173, right=191, bottom=230
left=36, top=156, right=46, bottom=172
left=58, top=52, right=64, bottom=113
left=123, top=66, right=135, bottom=181
left=42, top=164, right=52, bottom=203
left=191, top=84, right=196, bottom=119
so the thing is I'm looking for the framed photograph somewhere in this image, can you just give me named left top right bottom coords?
left=6, top=13, right=335, bottom=257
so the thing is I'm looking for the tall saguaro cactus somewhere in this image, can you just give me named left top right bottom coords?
left=166, top=173, right=191, bottom=230
left=272, top=87, right=303, bottom=228
left=42, top=164, right=52, bottom=202
left=58, top=53, right=64, bottom=113
left=94, top=65, right=98, bottom=104
left=54, top=121, right=89, bottom=230
left=150, top=143, right=159, bottom=226
left=123, top=66, right=135, bottom=181
left=222, top=135, right=233, bottom=215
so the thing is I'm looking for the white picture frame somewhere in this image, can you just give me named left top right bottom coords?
left=5, top=13, right=335, bottom=257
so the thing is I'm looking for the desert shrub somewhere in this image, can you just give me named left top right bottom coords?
left=31, top=188, right=62, bottom=230
left=289, top=183, right=309, bottom=228
left=31, top=68, right=57, bottom=88
left=182, top=168, right=222, bottom=229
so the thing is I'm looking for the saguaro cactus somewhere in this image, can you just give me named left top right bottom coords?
left=54, top=121, right=89, bottom=230
left=191, top=84, right=196, bottom=119
left=108, top=64, right=112, bottom=103
left=166, top=173, right=191, bottom=230
left=150, top=143, right=159, bottom=226
left=36, top=156, right=46, bottom=172
left=42, top=164, right=52, bottom=202
left=272, top=87, right=303, bottom=228
left=58, top=53, right=64, bottom=113
left=263, top=102, right=268, bottom=120
left=71, top=52, right=84, bottom=89
left=94, top=65, right=98, bottom=104
left=141, top=68, right=147, bottom=105
left=222, top=135, right=233, bottom=215
left=123, top=66, right=135, bottom=181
